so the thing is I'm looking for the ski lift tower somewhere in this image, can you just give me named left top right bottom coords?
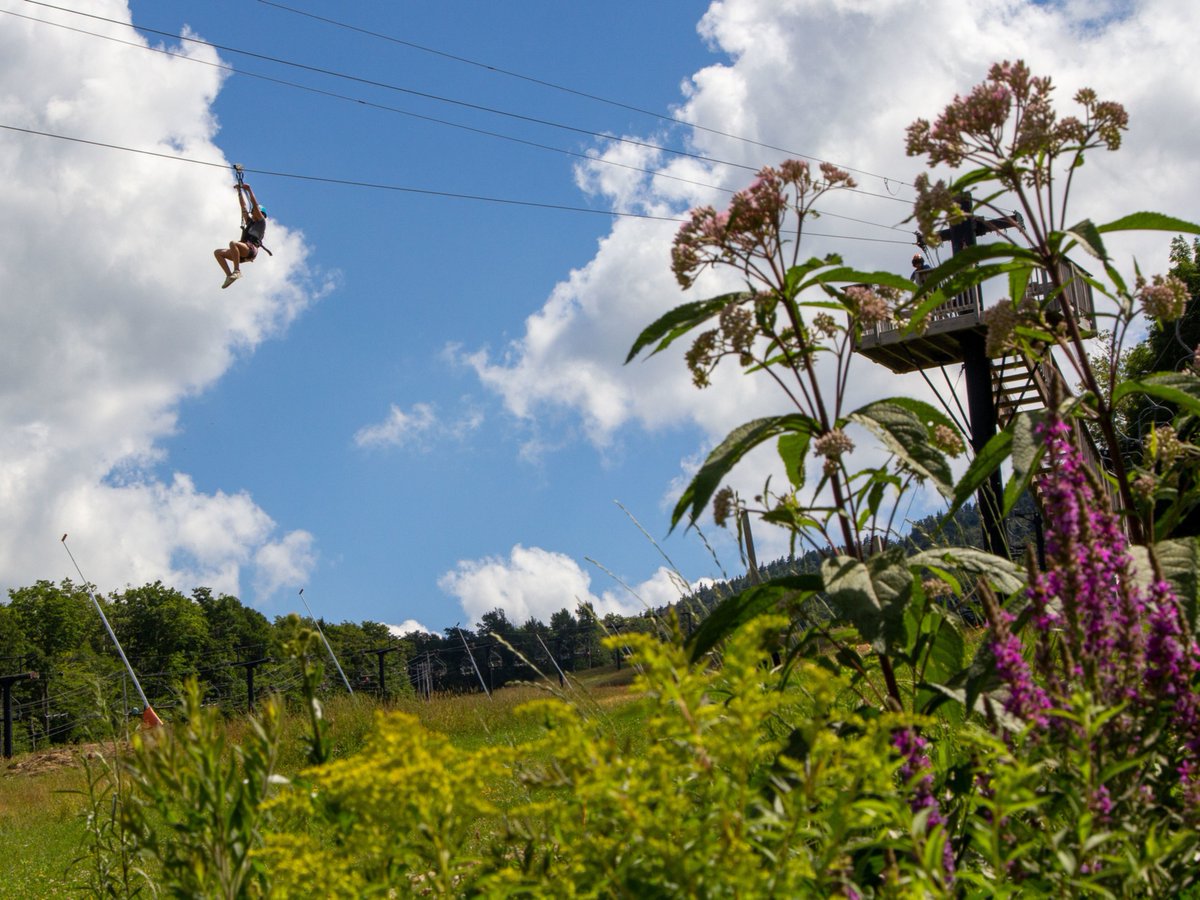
left=854, top=195, right=1095, bottom=556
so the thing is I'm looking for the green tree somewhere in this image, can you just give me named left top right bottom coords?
left=108, top=582, right=209, bottom=703
left=0, top=603, right=32, bottom=669
left=7, top=580, right=101, bottom=664
left=7, top=580, right=116, bottom=744
left=192, top=588, right=273, bottom=710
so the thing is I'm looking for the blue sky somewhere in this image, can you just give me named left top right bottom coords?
left=2, top=0, right=1197, bottom=634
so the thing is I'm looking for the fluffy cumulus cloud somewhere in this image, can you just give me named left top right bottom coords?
left=387, top=619, right=434, bottom=637
left=464, top=0, right=1200, bottom=553
left=439, top=545, right=698, bottom=626
left=0, top=3, right=321, bottom=602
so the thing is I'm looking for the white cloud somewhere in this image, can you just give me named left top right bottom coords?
left=354, top=403, right=438, bottom=449
left=253, top=531, right=317, bottom=598
left=387, top=619, right=434, bottom=637
left=353, top=400, right=483, bottom=450
left=0, top=3, right=322, bottom=604
left=465, top=0, right=1200, bottom=543
left=438, top=545, right=701, bottom=626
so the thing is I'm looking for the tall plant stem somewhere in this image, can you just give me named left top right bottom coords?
left=1045, top=263, right=1144, bottom=544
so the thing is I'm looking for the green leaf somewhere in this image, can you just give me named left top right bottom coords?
left=1112, top=373, right=1200, bottom=418
left=1063, top=219, right=1109, bottom=261
left=923, top=614, right=965, bottom=685
left=882, top=396, right=961, bottom=435
left=1096, top=212, right=1200, bottom=236
left=802, top=267, right=920, bottom=294
left=1156, top=538, right=1200, bottom=629
left=784, top=255, right=842, bottom=297
left=625, top=293, right=743, bottom=364
left=1101, top=259, right=1130, bottom=300
left=1004, top=410, right=1049, bottom=515
left=848, top=399, right=954, bottom=497
left=821, top=548, right=914, bottom=649
left=686, top=574, right=823, bottom=662
left=778, top=431, right=811, bottom=490
left=1131, top=538, right=1200, bottom=630
left=908, top=547, right=1024, bottom=595
left=1008, top=266, right=1033, bottom=310
left=913, top=243, right=1042, bottom=302
left=945, top=429, right=1013, bottom=524
left=949, top=167, right=999, bottom=194
left=672, top=414, right=818, bottom=530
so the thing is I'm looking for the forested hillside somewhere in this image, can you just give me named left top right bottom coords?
left=0, top=494, right=1034, bottom=756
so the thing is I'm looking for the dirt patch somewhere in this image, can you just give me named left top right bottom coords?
left=4, top=742, right=121, bottom=777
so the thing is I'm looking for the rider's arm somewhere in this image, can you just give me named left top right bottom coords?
left=242, top=184, right=264, bottom=220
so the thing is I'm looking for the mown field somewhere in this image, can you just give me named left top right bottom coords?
left=0, top=666, right=642, bottom=898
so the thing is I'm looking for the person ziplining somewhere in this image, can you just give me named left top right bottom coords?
left=214, top=165, right=271, bottom=289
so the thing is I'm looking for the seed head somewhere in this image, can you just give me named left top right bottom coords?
left=712, top=486, right=736, bottom=528
left=814, top=428, right=855, bottom=460
left=1137, top=273, right=1189, bottom=322
left=931, top=424, right=965, bottom=457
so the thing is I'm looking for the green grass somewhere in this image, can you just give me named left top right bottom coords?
left=392, top=666, right=641, bottom=750
left=0, top=762, right=92, bottom=898
left=0, top=667, right=645, bottom=895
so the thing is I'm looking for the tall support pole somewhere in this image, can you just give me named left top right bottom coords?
left=1, top=673, right=37, bottom=759
left=946, top=197, right=1008, bottom=558
left=456, top=626, right=491, bottom=697
left=232, top=658, right=269, bottom=712
left=298, top=589, right=354, bottom=695
left=960, top=329, right=1007, bottom=556
left=61, top=536, right=162, bottom=727
left=364, top=646, right=401, bottom=700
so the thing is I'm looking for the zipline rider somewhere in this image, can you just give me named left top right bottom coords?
left=214, top=181, right=270, bottom=289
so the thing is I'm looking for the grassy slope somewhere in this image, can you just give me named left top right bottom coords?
left=0, top=666, right=641, bottom=896
left=0, top=762, right=91, bottom=898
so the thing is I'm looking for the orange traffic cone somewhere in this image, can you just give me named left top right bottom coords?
left=141, top=706, right=163, bottom=728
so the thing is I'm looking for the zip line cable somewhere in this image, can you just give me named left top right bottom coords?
left=7, top=6, right=907, bottom=236
left=1, top=8, right=725, bottom=198
left=20, top=0, right=759, bottom=174
left=254, top=0, right=916, bottom=190
left=0, top=124, right=916, bottom=244
left=0, top=122, right=675, bottom=222
left=9, top=7, right=916, bottom=219
left=22, top=0, right=917, bottom=209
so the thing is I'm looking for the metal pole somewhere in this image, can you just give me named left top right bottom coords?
left=298, top=589, right=354, bottom=695
left=61, top=536, right=161, bottom=726
left=0, top=673, right=36, bottom=758
left=535, top=632, right=568, bottom=688
left=945, top=197, right=1007, bottom=557
left=455, top=626, right=491, bottom=697
left=3, top=681, right=12, bottom=759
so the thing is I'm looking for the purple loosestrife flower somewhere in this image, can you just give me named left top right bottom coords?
left=1090, top=784, right=1113, bottom=824
left=995, top=411, right=1200, bottom=806
left=1023, top=418, right=1146, bottom=706
left=892, top=727, right=955, bottom=882
left=991, top=618, right=1051, bottom=728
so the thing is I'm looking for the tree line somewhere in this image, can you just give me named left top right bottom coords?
left=0, top=579, right=686, bottom=753
left=0, top=492, right=1041, bottom=754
